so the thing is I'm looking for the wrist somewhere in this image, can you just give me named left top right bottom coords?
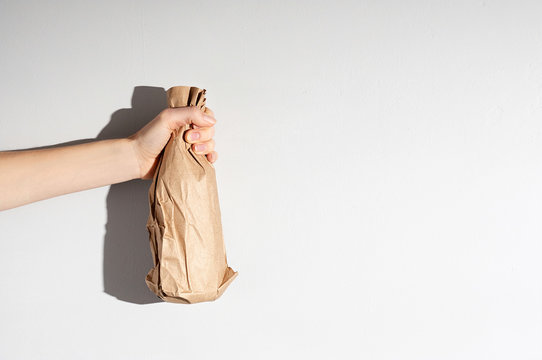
left=123, top=137, right=144, bottom=180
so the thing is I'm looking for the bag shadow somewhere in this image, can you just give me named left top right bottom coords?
left=98, top=86, right=167, bottom=304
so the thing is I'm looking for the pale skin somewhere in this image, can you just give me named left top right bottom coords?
left=0, top=106, right=218, bottom=211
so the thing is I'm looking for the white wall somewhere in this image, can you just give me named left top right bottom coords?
left=1, top=0, right=542, bottom=359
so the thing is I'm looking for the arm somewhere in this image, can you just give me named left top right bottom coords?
left=0, top=106, right=217, bottom=211
left=0, top=138, right=139, bottom=210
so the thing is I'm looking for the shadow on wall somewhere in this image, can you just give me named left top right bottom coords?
left=97, top=86, right=167, bottom=304
left=14, top=86, right=166, bottom=304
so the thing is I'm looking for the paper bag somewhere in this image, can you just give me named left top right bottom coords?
left=145, top=86, right=237, bottom=304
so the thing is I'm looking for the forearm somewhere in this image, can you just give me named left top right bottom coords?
left=0, top=138, right=140, bottom=211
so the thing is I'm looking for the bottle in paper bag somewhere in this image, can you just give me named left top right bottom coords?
left=145, top=86, right=237, bottom=303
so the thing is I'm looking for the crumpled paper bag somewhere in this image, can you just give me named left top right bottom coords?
left=145, top=86, right=237, bottom=304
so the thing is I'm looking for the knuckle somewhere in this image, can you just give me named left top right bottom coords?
left=160, top=107, right=173, bottom=118
left=159, top=108, right=175, bottom=128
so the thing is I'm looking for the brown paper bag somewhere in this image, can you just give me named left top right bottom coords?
left=145, top=86, right=237, bottom=304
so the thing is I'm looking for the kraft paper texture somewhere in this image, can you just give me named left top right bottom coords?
left=145, top=86, right=237, bottom=304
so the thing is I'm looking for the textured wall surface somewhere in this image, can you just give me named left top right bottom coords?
left=1, top=1, right=541, bottom=359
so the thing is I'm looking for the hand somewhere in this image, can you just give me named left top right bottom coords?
left=128, top=106, right=218, bottom=180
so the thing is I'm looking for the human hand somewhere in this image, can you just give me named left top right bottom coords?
left=128, top=106, right=218, bottom=179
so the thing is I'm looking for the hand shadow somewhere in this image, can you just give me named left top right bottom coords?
left=98, top=86, right=167, bottom=304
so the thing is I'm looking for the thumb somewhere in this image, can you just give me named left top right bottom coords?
left=163, top=106, right=216, bottom=131
left=204, top=106, right=215, bottom=117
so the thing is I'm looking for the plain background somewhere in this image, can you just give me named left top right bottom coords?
left=1, top=0, right=542, bottom=359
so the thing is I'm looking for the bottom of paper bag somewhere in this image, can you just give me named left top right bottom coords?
left=145, top=266, right=238, bottom=304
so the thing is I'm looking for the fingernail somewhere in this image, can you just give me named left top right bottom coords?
left=203, top=114, right=216, bottom=124
left=195, top=144, right=206, bottom=152
left=189, top=132, right=200, bottom=141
